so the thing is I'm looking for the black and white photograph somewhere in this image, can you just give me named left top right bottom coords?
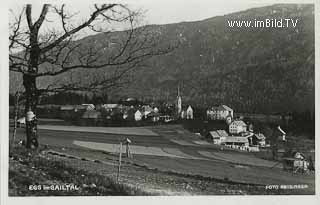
left=1, top=0, right=318, bottom=202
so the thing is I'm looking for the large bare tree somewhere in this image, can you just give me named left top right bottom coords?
left=9, top=4, right=175, bottom=148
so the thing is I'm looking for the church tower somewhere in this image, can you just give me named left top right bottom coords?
left=177, top=85, right=182, bottom=116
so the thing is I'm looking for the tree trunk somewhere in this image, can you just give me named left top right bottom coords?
left=23, top=74, right=39, bottom=148
left=23, top=30, right=40, bottom=149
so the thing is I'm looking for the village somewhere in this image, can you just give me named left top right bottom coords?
left=12, top=87, right=314, bottom=179
left=12, top=86, right=301, bottom=154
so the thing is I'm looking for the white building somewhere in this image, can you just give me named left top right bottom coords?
left=102, top=104, right=120, bottom=112
left=207, top=105, right=233, bottom=120
left=229, top=120, right=247, bottom=134
left=134, top=110, right=142, bottom=121
left=186, top=105, right=193, bottom=119
left=82, top=104, right=95, bottom=111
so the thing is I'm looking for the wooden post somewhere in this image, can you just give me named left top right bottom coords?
left=12, top=92, right=20, bottom=147
left=117, top=142, right=122, bottom=182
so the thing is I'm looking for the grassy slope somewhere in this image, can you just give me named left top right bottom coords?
left=9, top=146, right=149, bottom=196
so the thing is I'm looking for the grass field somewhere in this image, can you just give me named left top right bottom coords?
left=9, top=146, right=150, bottom=196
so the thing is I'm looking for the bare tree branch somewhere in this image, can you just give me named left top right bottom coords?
left=41, top=4, right=118, bottom=53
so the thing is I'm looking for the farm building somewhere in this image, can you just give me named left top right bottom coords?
left=251, top=133, right=266, bottom=146
left=207, top=105, right=233, bottom=120
left=229, top=120, right=247, bottom=134
left=206, top=130, right=228, bottom=144
left=282, top=152, right=310, bottom=173
left=222, top=136, right=249, bottom=147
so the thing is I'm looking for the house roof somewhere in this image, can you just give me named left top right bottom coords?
left=216, top=130, right=229, bottom=137
left=231, top=120, right=247, bottom=127
left=75, top=105, right=89, bottom=110
left=209, top=131, right=221, bottom=139
left=187, top=105, right=193, bottom=111
left=222, top=105, right=233, bottom=111
left=223, top=137, right=248, bottom=143
left=102, top=104, right=120, bottom=109
left=254, top=133, right=266, bottom=140
left=135, top=110, right=142, bottom=115
left=60, top=105, right=75, bottom=110
left=147, top=112, right=161, bottom=117
left=209, top=105, right=233, bottom=112
left=143, top=106, right=154, bottom=112
left=208, top=130, right=229, bottom=138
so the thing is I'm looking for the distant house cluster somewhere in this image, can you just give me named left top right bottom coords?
left=58, top=98, right=178, bottom=125
left=203, top=104, right=285, bottom=152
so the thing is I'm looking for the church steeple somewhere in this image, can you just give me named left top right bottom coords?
left=177, top=85, right=182, bottom=115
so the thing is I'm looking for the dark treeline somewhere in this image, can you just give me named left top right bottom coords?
left=9, top=92, right=112, bottom=106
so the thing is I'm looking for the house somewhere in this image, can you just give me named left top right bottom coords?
left=60, top=105, right=76, bottom=111
left=146, top=112, right=160, bottom=122
left=122, top=111, right=128, bottom=120
left=153, top=107, right=159, bottom=113
left=186, top=105, right=193, bottom=119
left=160, top=115, right=174, bottom=123
left=142, top=105, right=154, bottom=118
left=282, top=152, right=310, bottom=172
left=121, top=97, right=139, bottom=106
left=101, top=104, right=120, bottom=112
left=229, top=120, right=247, bottom=134
left=252, top=133, right=266, bottom=146
left=81, top=104, right=95, bottom=111
left=125, top=108, right=136, bottom=121
left=207, top=130, right=228, bottom=144
left=134, top=110, right=143, bottom=121
left=207, top=105, right=233, bottom=120
left=74, top=105, right=91, bottom=112
left=181, top=110, right=187, bottom=119
left=60, top=105, right=86, bottom=119
left=222, top=136, right=249, bottom=147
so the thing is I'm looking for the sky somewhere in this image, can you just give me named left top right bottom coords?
left=8, top=0, right=316, bottom=40
left=9, top=0, right=277, bottom=39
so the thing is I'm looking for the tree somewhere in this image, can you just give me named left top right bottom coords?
left=9, top=4, right=175, bottom=148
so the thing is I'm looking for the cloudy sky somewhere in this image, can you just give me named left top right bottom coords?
left=10, top=0, right=273, bottom=24
left=8, top=0, right=313, bottom=39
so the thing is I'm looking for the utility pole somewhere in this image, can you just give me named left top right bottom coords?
left=117, top=142, right=122, bottom=182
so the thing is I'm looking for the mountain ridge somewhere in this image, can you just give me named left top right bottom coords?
left=9, top=4, right=315, bottom=114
